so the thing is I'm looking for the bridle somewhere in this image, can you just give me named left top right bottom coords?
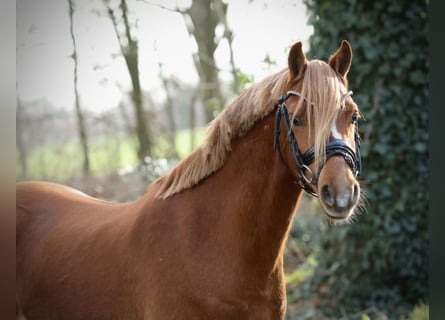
left=274, top=90, right=362, bottom=197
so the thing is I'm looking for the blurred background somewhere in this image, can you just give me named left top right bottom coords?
left=16, top=0, right=429, bottom=318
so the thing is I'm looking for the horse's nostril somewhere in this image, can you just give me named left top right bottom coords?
left=321, top=185, right=334, bottom=207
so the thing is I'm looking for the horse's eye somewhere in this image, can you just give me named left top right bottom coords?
left=293, top=116, right=303, bottom=127
left=351, top=112, right=359, bottom=124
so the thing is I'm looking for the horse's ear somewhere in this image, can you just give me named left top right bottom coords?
left=328, top=40, right=353, bottom=78
left=288, top=41, right=307, bottom=80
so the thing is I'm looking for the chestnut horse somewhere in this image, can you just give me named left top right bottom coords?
left=16, top=40, right=363, bottom=320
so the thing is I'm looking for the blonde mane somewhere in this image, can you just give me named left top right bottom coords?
left=154, top=60, right=348, bottom=199
left=294, top=60, right=349, bottom=167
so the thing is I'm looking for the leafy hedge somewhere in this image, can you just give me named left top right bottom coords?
left=300, top=0, right=429, bottom=317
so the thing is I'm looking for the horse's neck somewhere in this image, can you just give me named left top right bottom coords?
left=188, top=113, right=303, bottom=276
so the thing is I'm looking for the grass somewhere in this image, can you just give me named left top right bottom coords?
left=17, top=127, right=206, bottom=181
left=407, top=303, right=428, bottom=320
left=175, top=127, right=206, bottom=158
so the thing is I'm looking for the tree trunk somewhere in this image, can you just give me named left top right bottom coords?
left=187, top=0, right=224, bottom=122
left=213, top=0, right=240, bottom=93
left=158, top=62, right=179, bottom=159
left=189, top=87, right=200, bottom=152
left=105, top=0, right=152, bottom=160
left=68, top=0, right=90, bottom=176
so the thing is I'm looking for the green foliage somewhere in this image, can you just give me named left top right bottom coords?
left=174, top=127, right=206, bottom=158
left=17, top=128, right=206, bottom=182
left=262, top=53, right=277, bottom=68
left=301, top=0, right=429, bottom=317
left=16, top=136, right=139, bottom=181
left=407, top=302, right=429, bottom=320
left=230, top=69, right=254, bottom=93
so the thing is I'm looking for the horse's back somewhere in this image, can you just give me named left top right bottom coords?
left=17, top=180, right=109, bottom=212
left=17, top=181, right=87, bottom=232
left=16, top=181, right=123, bottom=251
left=16, top=181, right=144, bottom=319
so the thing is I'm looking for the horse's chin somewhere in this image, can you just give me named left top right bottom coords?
left=322, top=206, right=356, bottom=223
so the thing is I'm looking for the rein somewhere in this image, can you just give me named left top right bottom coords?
left=274, top=91, right=361, bottom=197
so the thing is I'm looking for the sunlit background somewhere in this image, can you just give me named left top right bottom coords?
left=16, top=0, right=314, bottom=187
left=17, top=0, right=313, bottom=113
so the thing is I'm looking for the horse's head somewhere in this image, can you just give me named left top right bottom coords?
left=275, top=40, right=363, bottom=221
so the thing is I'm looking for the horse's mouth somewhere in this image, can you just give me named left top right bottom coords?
left=324, top=209, right=352, bottom=221
left=320, top=202, right=357, bottom=222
